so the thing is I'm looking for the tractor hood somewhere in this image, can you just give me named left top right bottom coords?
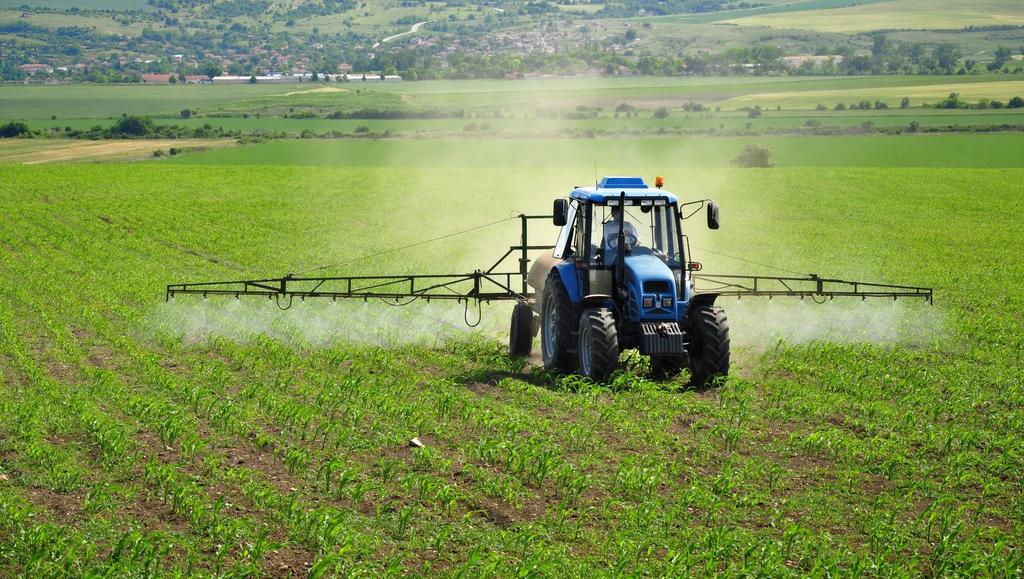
left=624, top=253, right=679, bottom=321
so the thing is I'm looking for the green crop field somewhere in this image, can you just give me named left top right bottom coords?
left=10, top=108, right=1024, bottom=137
left=163, top=134, right=1024, bottom=169
left=0, top=128, right=1022, bottom=575
left=4, top=75, right=1023, bottom=121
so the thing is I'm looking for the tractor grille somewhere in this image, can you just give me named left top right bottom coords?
left=640, top=322, right=685, bottom=355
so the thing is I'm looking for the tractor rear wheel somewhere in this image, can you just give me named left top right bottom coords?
left=578, top=308, right=619, bottom=381
left=688, top=305, right=730, bottom=388
left=541, top=271, right=575, bottom=372
left=509, top=302, right=534, bottom=358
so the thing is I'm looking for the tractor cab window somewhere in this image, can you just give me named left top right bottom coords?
left=594, top=203, right=682, bottom=267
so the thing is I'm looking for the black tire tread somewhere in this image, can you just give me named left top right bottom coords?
left=509, top=302, right=533, bottom=358
left=689, top=305, right=730, bottom=387
left=542, top=271, right=576, bottom=371
left=579, top=308, right=619, bottom=381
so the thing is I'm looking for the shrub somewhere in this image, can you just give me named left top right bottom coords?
left=815, top=103, right=828, bottom=111
left=834, top=103, right=847, bottom=111
left=111, top=115, right=155, bottom=137
left=731, top=144, right=773, bottom=168
left=180, top=109, right=192, bottom=119
left=747, top=107, right=762, bottom=118
left=0, top=121, right=29, bottom=138
left=653, top=107, right=670, bottom=119
left=354, top=126, right=370, bottom=133
left=1009, top=96, right=1024, bottom=108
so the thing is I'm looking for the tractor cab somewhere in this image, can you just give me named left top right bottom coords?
left=520, top=176, right=726, bottom=382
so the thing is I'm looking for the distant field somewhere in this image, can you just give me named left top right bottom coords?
left=721, top=80, right=1024, bottom=109
left=3, top=76, right=1023, bottom=120
left=0, top=84, right=304, bottom=119
left=9, top=108, right=1023, bottom=135
left=201, top=86, right=412, bottom=116
left=163, top=134, right=1024, bottom=169
left=0, top=139, right=233, bottom=164
left=727, top=0, right=1024, bottom=32
left=631, top=0, right=892, bottom=25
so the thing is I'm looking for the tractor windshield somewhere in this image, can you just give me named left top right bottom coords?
left=595, top=203, right=682, bottom=267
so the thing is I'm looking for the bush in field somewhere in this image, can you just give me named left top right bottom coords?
left=180, top=109, right=192, bottom=119
left=815, top=103, right=828, bottom=111
left=111, top=115, right=155, bottom=137
left=653, top=107, right=670, bottom=119
left=747, top=107, right=762, bottom=118
left=937, top=92, right=964, bottom=109
left=901, top=97, right=911, bottom=109
left=1009, top=96, right=1024, bottom=109
left=731, top=144, right=773, bottom=168
left=0, top=121, right=29, bottom=138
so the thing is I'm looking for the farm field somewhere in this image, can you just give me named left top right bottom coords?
left=726, top=0, right=1024, bottom=33
left=0, top=138, right=233, bottom=164
left=10, top=108, right=1024, bottom=138
left=0, top=129, right=1022, bottom=575
left=3, top=74, right=1024, bottom=121
left=163, top=133, right=1024, bottom=169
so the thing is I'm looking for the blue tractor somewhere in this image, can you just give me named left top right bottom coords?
left=512, top=176, right=726, bottom=384
left=167, top=175, right=931, bottom=386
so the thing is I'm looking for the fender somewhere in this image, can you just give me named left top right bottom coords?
left=689, top=293, right=719, bottom=309
left=553, top=262, right=583, bottom=302
left=580, top=294, right=613, bottom=310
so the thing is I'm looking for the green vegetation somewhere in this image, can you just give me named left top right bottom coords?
left=0, top=141, right=1022, bottom=573
left=201, top=87, right=417, bottom=118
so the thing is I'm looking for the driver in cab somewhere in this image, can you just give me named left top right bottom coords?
left=602, top=206, right=639, bottom=265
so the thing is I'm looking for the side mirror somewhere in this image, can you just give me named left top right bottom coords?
left=707, top=201, right=720, bottom=230
left=553, top=199, right=568, bottom=226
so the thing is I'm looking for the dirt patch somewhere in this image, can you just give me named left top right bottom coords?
left=466, top=382, right=503, bottom=398
left=0, top=139, right=234, bottom=164
left=25, top=486, right=87, bottom=521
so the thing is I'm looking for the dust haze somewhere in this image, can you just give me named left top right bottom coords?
left=148, top=298, right=509, bottom=348
left=724, top=297, right=945, bottom=350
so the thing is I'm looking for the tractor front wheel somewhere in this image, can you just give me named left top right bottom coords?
left=509, top=302, right=534, bottom=358
left=578, top=308, right=619, bottom=381
left=541, top=271, right=575, bottom=372
left=688, top=305, right=730, bottom=388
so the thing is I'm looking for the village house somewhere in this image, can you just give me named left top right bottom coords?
left=18, top=63, right=52, bottom=75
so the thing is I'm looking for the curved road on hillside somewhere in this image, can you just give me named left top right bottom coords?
left=372, top=21, right=427, bottom=48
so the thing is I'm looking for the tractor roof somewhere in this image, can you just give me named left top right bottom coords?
left=570, top=176, right=679, bottom=204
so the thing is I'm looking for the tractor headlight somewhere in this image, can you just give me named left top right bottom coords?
left=643, top=296, right=655, bottom=308
left=661, top=297, right=673, bottom=308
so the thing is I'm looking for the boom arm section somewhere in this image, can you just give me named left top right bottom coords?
left=165, top=271, right=527, bottom=304
left=693, top=273, right=933, bottom=304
